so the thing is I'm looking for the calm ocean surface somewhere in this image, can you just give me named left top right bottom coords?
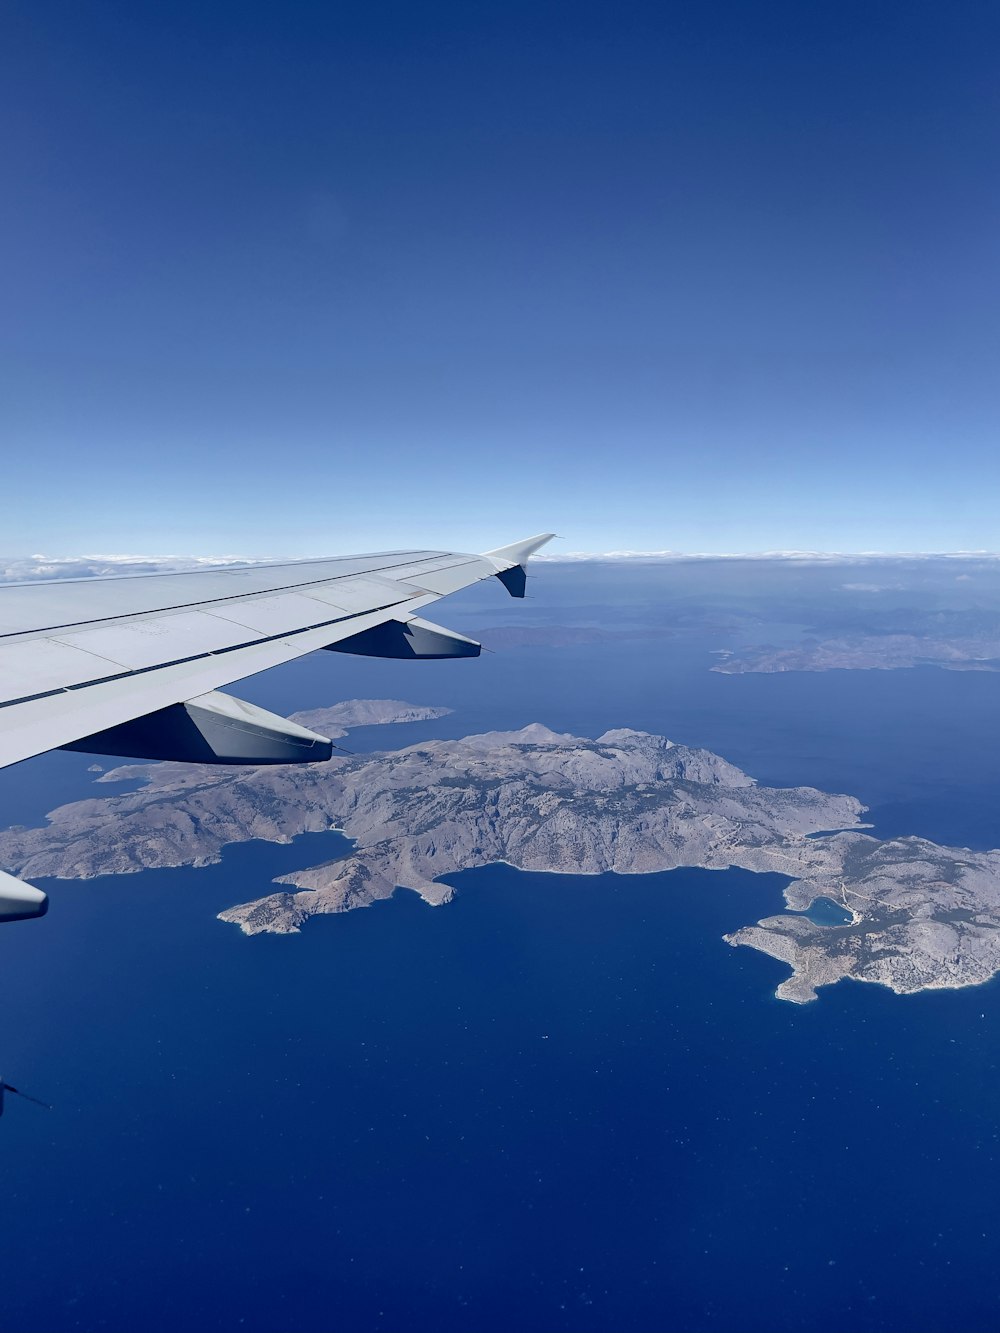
left=2, top=565, right=1000, bottom=1331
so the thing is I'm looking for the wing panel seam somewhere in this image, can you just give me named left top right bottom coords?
left=0, top=597, right=419, bottom=712
left=0, top=553, right=467, bottom=641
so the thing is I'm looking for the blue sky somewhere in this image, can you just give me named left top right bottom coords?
left=2, top=1, right=998, bottom=557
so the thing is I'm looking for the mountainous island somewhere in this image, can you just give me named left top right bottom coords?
left=3, top=698, right=1000, bottom=1005
left=712, top=634, right=1000, bottom=674
left=711, top=606, right=1000, bottom=674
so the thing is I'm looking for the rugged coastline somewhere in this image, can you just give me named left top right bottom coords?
left=3, top=700, right=1000, bottom=1004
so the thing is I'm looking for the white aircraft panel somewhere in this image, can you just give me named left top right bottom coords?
left=206, top=593, right=349, bottom=636
left=0, top=637, right=120, bottom=703
left=386, top=556, right=476, bottom=582
left=52, top=611, right=255, bottom=671
left=302, top=576, right=421, bottom=614
left=0, top=552, right=445, bottom=637
left=406, top=561, right=487, bottom=595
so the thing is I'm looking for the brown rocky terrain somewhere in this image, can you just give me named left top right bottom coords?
left=4, top=700, right=1000, bottom=1003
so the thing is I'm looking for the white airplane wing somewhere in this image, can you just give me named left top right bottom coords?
left=0, top=533, right=553, bottom=921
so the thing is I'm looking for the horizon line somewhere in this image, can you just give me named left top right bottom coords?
left=4, top=547, right=1000, bottom=585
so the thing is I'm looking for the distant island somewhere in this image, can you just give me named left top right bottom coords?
left=712, top=630, right=1000, bottom=675
left=472, top=621, right=1000, bottom=675
left=3, top=698, right=1000, bottom=1005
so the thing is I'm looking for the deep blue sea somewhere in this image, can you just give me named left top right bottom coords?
left=3, top=562, right=1000, bottom=1332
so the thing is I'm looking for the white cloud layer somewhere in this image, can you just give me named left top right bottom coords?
left=4, top=549, right=1000, bottom=586
left=0, top=554, right=271, bottom=584
left=539, top=549, right=1000, bottom=564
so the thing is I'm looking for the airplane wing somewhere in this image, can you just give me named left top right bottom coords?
left=0, top=533, right=553, bottom=921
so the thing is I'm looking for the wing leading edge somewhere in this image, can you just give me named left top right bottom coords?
left=0, top=533, right=554, bottom=920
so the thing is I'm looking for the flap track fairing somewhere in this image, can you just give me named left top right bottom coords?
left=323, top=615, right=481, bottom=660
left=60, top=690, right=333, bottom=766
left=0, top=870, right=47, bottom=922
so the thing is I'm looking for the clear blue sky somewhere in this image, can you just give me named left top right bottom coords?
left=3, top=1, right=998, bottom=556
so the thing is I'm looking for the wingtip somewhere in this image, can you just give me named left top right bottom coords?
left=483, top=533, right=555, bottom=598
left=483, top=533, right=557, bottom=566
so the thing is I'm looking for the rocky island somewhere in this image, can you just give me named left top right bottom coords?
left=3, top=698, right=1000, bottom=1005
left=712, top=632, right=1000, bottom=674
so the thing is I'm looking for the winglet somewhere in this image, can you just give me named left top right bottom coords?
left=483, top=533, right=556, bottom=598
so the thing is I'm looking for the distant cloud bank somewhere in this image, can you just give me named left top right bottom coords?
left=539, top=549, right=1000, bottom=564
left=3, top=549, right=1000, bottom=585
left=0, top=554, right=269, bottom=583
